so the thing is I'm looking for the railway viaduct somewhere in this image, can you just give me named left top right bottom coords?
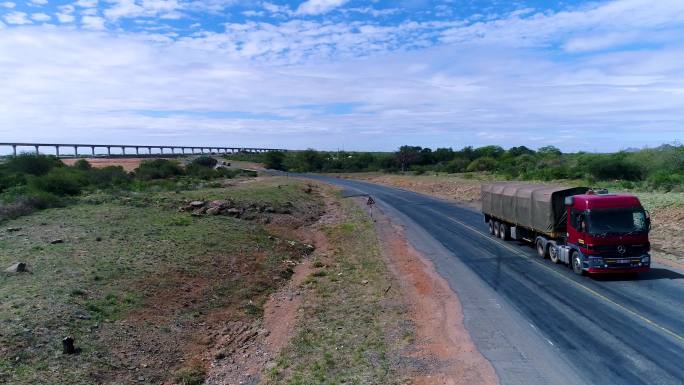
left=0, top=143, right=287, bottom=157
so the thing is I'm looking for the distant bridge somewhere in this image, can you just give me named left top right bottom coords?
left=0, top=142, right=287, bottom=157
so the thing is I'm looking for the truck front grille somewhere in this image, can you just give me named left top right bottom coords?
left=593, top=244, right=648, bottom=258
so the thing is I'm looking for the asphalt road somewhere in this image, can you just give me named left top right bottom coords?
left=304, top=174, right=684, bottom=385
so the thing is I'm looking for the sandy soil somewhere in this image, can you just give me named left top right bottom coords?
left=341, top=173, right=684, bottom=268
left=370, top=201, right=500, bottom=385
left=62, top=157, right=173, bottom=171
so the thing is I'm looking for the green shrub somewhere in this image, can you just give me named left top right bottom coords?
left=73, top=159, right=92, bottom=170
left=647, top=170, right=684, bottom=191
left=443, top=157, right=470, bottom=173
left=29, top=168, right=88, bottom=196
left=89, top=166, right=131, bottom=189
left=134, top=159, right=183, bottom=180
left=191, top=156, right=218, bottom=168
left=586, top=154, right=643, bottom=181
left=466, top=157, right=497, bottom=172
left=5, top=154, right=63, bottom=176
left=174, top=364, right=205, bottom=385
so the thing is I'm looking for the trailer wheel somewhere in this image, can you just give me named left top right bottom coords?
left=572, top=252, right=585, bottom=275
left=488, top=221, right=495, bottom=235
left=499, top=223, right=509, bottom=240
left=493, top=221, right=500, bottom=238
left=549, top=242, right=560, bottom=264
left=536, top=238, right=547, bottom=258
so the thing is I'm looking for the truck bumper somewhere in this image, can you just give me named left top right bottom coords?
left=585, top=254, right=651, bottom=274
left=587, top=266, right=650, bottom=274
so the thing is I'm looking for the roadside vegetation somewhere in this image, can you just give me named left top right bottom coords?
left=230, top=143, right=684, bottom=192
left=0, top=154, right=244, bottom=222
left=0, top=168, right=324, bottom=384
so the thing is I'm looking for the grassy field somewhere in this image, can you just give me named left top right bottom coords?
left=0, top=177, right=322, bottom=384
left=267, top=194, right=407, bottom=385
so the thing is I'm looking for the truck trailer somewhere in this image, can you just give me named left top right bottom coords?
left=481, top=182, right=651, bottom=275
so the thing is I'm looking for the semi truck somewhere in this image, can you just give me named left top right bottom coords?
left=481, top=182, right=651, bottom=275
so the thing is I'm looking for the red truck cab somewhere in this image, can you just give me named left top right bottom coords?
left=565, top=191, right=651, bottom=274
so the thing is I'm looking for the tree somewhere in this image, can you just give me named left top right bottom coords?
left=263, top=151, right=286, bottom=170
left=394, top=146, right=422, bottom=171
left=433, top=148, right=455, bottom=163
left=537, top=145, right=562, bottom=158
left=466, top=157, right=497, bottom=172
left=474, top=145, right=505, bottom=159
left=507, top=146, right=535, bottom=157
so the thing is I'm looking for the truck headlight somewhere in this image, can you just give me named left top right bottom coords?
left=641, top=256, right=650, bottom=264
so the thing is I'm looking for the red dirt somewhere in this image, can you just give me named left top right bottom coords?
left=62, top=157, right=174, bottom=171
left=371, top=201, right=500, bottom=385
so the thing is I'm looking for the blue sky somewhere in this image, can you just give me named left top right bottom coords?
left=1, top=0, right=683, bottom=152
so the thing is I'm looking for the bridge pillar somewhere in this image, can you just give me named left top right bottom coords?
left=55, top=146, right=60, bottom=157
left=171, top=148, right=175, bottom=154
left=73, top=146, right=78, bottom=156
left=34, top=145, right=39, bottom=155
left=91, top=146, right=95, bottom=156
left=135, top=147, right=139, bottom=155
left=182, top=148, right=186, bottom=154
left=12, top=145, right=17, bottom=157
left=148, top=147, right=152, bottom=155
left=107, top=146, right=111, bottom=156
left=121, top=147, right=126, bottom=155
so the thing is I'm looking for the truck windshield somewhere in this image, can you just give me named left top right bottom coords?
left=587, top=208, right=648, bottom=235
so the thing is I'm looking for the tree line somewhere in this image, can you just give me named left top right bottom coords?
left=253, top=143, right=684, bottom=191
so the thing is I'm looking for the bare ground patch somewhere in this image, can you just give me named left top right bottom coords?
left=62, top=157, right=175, bottom=172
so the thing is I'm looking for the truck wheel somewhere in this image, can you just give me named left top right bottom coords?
left=549, top=243, right=560, bottom=264
left=499, top=223, right=509, bottom=240
left=493, top=221, right=500, bottom=238
left=536, top=238, right=547, bottom=258
left=572, top=252, right=585, bottom=275
left=488, top=221, right=495, bottom=235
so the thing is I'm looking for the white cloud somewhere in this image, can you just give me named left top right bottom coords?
left=243, top=10, right=264, bottom=17
left=31, top=12, right=50, bottom=21
left=29, top=0, right=48, bottom=5
left=1, top=2, right=15, bottom=8
left=56, top=13, right=75, bottom=23
left=81, top=15, right=105, bottom=29
left=262, top=2, right=292, bottom=16
left=104, top=0, right=182, bottom=20
left=75, top=0, right=98, bottom=7
left=0, top=1, right=683, bottom=150
left=439, top=0, right=684, bottom=52
left=56, top=4, right=77, bottom=23
left=296, top=0, right=348, bottom=16
left=1, top=22, right=683, bottom=150
left=3, top=11, right=31, bottom=25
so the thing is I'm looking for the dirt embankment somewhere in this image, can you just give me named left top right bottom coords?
left=341, top=173, right=684, bottom=267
